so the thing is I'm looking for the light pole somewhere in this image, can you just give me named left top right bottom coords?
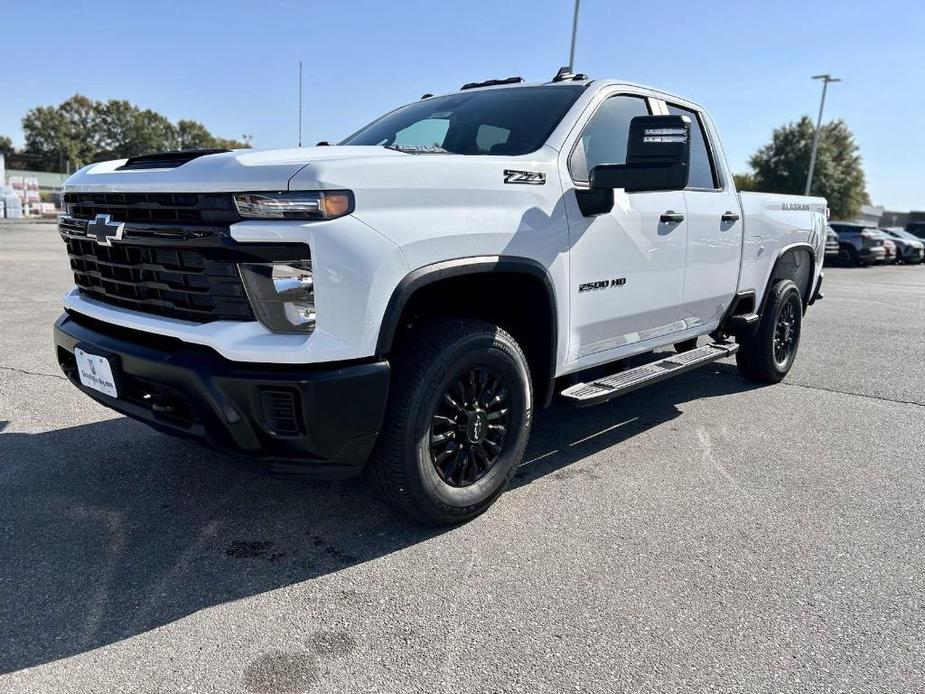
left=298, top=60, right=303, bottom=148
left=568, top=0, right=581, bottom=71
left=805, top=74, right=841, bottom=196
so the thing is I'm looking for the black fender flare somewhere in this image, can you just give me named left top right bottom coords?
left=760, top=242, right=817, bottom=314
left=376, top=255, right=559, bottom=407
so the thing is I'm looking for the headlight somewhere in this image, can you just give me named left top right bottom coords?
left=233, top=191, right=353, bottom=220
left=239, top=261, right=315, bottom=333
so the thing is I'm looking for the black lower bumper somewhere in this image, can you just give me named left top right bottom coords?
left=54, top=312, right=389, bottom=479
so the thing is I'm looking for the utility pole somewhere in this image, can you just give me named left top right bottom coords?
left=298, top=60, right=303, bottom=147
left=568, top=0, right=580, bottom=71
left=805, top=74, right=841, bottom=196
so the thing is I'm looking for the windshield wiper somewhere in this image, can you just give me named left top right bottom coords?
left=385, top=144, right=451, bottom=154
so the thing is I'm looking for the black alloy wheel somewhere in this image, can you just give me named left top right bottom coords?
left=773, top=299, right=799, bottom=367
left=430, top=366, right=510, bottom=487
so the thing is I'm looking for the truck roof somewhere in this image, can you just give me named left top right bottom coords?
left=436, top=77, right=706, bottom=114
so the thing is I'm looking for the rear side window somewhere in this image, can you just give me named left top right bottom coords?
left=569, top=95, right=650, bottom=183
left=666, top=104, right=718, bottom=190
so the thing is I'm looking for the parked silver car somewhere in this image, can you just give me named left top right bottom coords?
left=881, top=228, right=925, bottom=264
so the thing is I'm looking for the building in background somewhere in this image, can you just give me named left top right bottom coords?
left=880, top=210, right=909, bottom=227
left=857, top=204, right=884, bottom=225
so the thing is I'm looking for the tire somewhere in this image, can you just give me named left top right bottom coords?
left=735, top=279, right=803, bottom=384
left=368, top=317, right=532, bottom=525
left=674, top=337, right=698, bottom=353
left=837, top=244, right=858, bottom=267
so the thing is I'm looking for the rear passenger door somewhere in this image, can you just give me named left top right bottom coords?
left=662, top=102, right=742, bottom=331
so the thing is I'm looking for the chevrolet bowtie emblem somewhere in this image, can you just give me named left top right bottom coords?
left=86, top=214, right=125, bottom=246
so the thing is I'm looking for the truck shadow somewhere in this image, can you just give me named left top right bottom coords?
left=0, top=362, right=756, bottom=674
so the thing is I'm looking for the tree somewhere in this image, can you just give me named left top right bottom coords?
left=733, top=172, right=757, bottom=192
left=0, top=135, right=13, bottom=157
left=20, top=95, right=249, bottom=172
left=743, top=116, right=868, bottom=219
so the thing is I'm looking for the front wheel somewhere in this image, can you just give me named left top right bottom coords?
left=369, top=318, right=532, bottom=525
left=735, top=279, right=803, bottom=383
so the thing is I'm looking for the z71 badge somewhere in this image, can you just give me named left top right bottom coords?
left=503, top=170, right=546, bottom=185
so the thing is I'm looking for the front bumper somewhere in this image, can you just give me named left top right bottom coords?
left=859, top=246, right=886, bottom=262
left=54, top=312, right=390, bottom=478
left=901, top=246, right=924, bottom=262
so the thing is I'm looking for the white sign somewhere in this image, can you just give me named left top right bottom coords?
left=75, top=347, right=118, bottom=398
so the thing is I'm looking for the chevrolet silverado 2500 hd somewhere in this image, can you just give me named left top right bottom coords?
left=54, top=70, right=827, bottom=524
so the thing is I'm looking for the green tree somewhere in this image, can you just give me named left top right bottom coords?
left=22, top=95, right=98, bottom=170
left=0, top=135, right=13, bottom=157
left=176, top=119, right=213, bottom=149
left=733, top=172, right=757, bottom=192
left=177, top=119, right=249, bottom=150
left=20, top=95, right=249, bottom=172
left=744, top=116, right=868, bottom=219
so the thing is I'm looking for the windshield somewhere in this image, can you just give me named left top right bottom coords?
left=884, top=228, right=920, bottom=241
left=340, top=86, right=585, bottom=156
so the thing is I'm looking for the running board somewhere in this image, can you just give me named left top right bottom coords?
left=560, top=342, right=740, bottom=407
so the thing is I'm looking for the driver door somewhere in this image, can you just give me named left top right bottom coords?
left=563, top=93, right=688, bottom=365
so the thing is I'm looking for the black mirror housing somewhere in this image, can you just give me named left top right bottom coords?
left=589, top=115, right=691, bottom=193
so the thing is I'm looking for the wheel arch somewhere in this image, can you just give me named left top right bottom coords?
left=376, top=256, right=559, bottom=408
left=759, top=242, right=816, bottom=316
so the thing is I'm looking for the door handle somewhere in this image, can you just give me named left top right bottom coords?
left=721, top=211, right=740, bottom=222
left=660, top=211, right=685, bottom=223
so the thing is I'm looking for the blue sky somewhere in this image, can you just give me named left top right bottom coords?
left=1, top=0, right=922, bottom=210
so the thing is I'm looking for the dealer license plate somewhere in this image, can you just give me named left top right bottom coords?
left=74, top=347, right=118, bottom=398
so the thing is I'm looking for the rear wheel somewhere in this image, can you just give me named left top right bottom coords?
left=369, top=318, right=532, bottom=525
left=837, top=244, right=858, bottom=267
left=736, top=279, right=803, bottom=384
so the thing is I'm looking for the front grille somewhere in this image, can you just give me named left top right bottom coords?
left=59, top=192, right=253, bottom=322
left=64, top=192, right=240, bottom=225
left=62, top=229, right=254, bottom=322
left=59, top=192, right=311, bottom=324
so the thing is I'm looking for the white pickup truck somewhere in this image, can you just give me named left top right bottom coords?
left=54, top=70, right=827, bottom=524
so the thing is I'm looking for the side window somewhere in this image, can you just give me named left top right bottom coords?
left=569, top=95, right=649, bottom=183
left=665, top=104, right=718, bottom=190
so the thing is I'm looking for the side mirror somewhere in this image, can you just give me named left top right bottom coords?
left=576, top=115, right=692, bottom=216
left=592, top=115, right=691, bottom=193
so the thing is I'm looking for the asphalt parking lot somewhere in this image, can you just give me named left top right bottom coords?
left=1, top=221, right=923, bottom=693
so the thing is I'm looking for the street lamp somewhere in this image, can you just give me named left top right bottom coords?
left=805, top=74, right=841, bottom=196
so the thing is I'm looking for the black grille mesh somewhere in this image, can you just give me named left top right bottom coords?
left=63, top=233, right=253, bottom=322
left=64, top=192, right=240, bottom=225
left=60, top=193, right=253, bottom=323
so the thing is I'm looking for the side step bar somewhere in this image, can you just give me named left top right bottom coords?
left=560, top=342, right=739, bottom=407
left=726, top=312, right=759, bottom=330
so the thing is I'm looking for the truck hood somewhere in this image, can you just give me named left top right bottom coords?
left=63, top=146, right=408, bottom=192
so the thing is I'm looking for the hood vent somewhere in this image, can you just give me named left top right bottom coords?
left=116, top=148, right=230, bottom=171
